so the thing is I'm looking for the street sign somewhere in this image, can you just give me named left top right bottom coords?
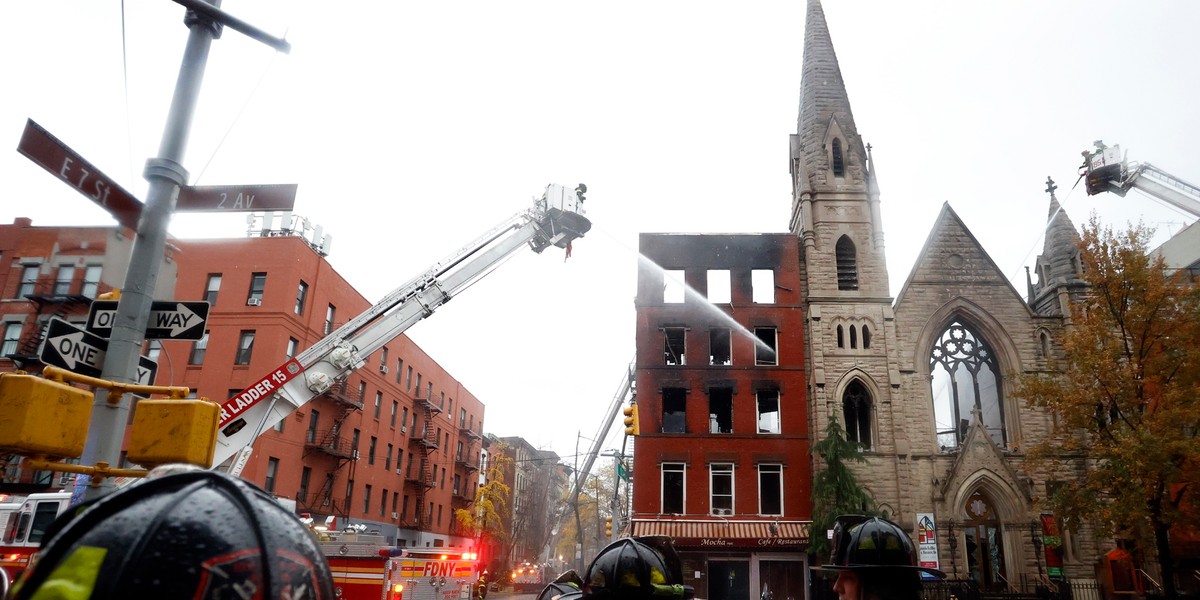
left=177, top=184, right=298, bottom=212
left=86, top=300, right=209, bottom=340
left=17, top=119, right=143, bottom=231
left=39, top=318, right=158, bottom=385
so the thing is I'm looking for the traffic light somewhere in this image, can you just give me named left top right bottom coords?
left=622, top=403, right=640, bottom=436
left=605, top=515, right=613, bottom=537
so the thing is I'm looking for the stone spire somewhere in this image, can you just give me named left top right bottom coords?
left=791, top=0, right=868, bottom=194
left=1029, top=176, right=1086, bottom=315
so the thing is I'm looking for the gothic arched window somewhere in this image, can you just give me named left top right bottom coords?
left=862, top=325, right=871, bottom=349
left=836, top=325, right=845, bottom=348
left=849, top=325, right=858, bottom=349
left=832, top=138, right=845, bottom=177
left=836, top=236, right=858, bottom=291
left=930, top=320, right=1006, bottom=449
left=843, top=380, right=872, bottom=449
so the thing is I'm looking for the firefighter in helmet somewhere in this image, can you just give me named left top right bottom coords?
left=11, top=470, right=335, bottom=600
left=581, top=536, right=694, bottom=600
left=814, top=515, right=945, bottom=600
left=536, top=569, right=584, bottom=600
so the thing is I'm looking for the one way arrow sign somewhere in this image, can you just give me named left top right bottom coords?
left=40, top=318, right=158, bottom=384
left=86, top=300, right=209, bottom=340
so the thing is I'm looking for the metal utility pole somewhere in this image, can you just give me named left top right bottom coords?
left=81, top=1, right=288, bottom=501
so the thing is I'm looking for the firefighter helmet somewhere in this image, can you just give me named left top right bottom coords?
left=12, top=470, right=334, bottom=600
left=537, top=569, right=584, bottom=600
left=815, top=515, right=945, bottom=578
left=582, top=536, right=693, bottom=600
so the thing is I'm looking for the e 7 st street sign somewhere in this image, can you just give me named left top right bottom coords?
left=17, top=119, right=142, bottom=231
left=39, top=318, right=158, bottom=385
left=86, top=300, right=209, bottom=341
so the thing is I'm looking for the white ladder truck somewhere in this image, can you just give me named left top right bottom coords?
left=1082, top=141, right=1200, bottom=219
left=214, top=183, right=591, bottom=473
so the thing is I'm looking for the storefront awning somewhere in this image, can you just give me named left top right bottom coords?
left=631, top=520, right=810, bottom=550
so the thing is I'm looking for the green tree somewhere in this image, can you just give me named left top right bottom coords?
left=1013, top=218, right=1200, bottom=598
left=809, top=416, right=877, bottom=559
left=457, top=444, right=515, bottom=567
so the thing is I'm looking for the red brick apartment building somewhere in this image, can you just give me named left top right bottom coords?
left=0, top=217, right=485, bottom=548
left=629, top=233, right=812, bottom=600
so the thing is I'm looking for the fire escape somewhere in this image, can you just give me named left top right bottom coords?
left=300, top=377, right=363, bottom=518
left=405, top=391, right=442, bottom=529
left=451, top=422, right=482, bottom=535
left=5, top=280, right=92, bottom=369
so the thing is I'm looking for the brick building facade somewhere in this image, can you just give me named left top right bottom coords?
left=0, top=217, right=486, bottom=548
left=630, top=233, right=811, bottom=600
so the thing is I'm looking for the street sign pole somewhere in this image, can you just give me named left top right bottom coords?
left=82, top=5, right=288, bottom=501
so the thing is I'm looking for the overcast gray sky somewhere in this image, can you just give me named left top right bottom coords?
left=3, top=1, right=1198, bottom=462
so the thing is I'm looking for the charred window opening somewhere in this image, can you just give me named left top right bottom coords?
left=707, top=270, right=731, bottom=303
left=755, top=327, right=778, bottom=366
left=664, top=327, right=686, bottom=365
left=709, top=328, right=731, bottom=366
left=662, top=388, right=687, bottom=433
left=832, top=138, right=845, bottom=177
left=843, top=380, right=872, bottom=449
left=752, top=269, right=775, bottom=304
left=663, top=270, right=685, bottom=304
left=836, top=236, right=858, bottom=290
left=708, top=388, right=733, bottom=434
left=662, top=463, right=685, bottom=514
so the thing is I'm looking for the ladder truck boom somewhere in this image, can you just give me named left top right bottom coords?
left=213, top=184, right=591, bottom=470
left=1082, top=142, right=1200, bottom=218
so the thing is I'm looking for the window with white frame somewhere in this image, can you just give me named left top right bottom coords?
left=2, top=322, right=23, bottom=356
left=710, top=463, right=734, bottom=515
left=18, top=265, right=39, bottom=298
left=755, top=327, right=778, bottom=365
left=295, top=280, right=308, bottom=315
left=53, top=265, right=74, bottom=295
left=661, top=463, right=685, bottom=514
left=205, top=274, right=222, bottom=305
left=757, top=390, right=781, bottom=434
left=189, top=330, right=209, bottom=365
left=758, top=464, right=783, bottom=515
left=81, top=265, right=102, bottom=298
left=235, top=330, right=255, bottom=365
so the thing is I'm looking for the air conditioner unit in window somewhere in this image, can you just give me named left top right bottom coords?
left=247, top=297, right=262, bottom=306
left=713, top=508, right=732, bottom=516
left=391, top=512, right=399, bottom=519
left=396, top=468, right=403, bottom=475
left=379, top=365, right=389, bottom=374
left=352, top=450, right=360, bottom=460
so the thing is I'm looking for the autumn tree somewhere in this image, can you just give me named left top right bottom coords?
left=457, top=445, right=515, bottom=574
left=1013, top=218, right=1200, bottom=598
left=809, top=416, right=878, bottom=559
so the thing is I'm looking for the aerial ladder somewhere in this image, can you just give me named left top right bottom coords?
left=1081, top=141, right=1200, bottom=219
left=214, top=184, right=591, bottom=472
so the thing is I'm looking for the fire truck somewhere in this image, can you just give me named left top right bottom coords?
left=0, top=491, right=71, bottom=582
left=511, top=561, right=546, bottom=593
left=316, top=529, right=481, bottom=600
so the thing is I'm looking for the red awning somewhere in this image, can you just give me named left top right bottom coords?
left=630, top=520, right=810, bottom=550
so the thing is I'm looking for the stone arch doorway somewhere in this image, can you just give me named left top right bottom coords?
left=962, top=489, right=1007, bottom=590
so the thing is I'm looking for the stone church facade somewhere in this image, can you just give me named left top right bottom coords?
left=794, top=0, right=1103, bottom=588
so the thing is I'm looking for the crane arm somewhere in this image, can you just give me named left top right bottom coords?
left=212, top=184, right=590, bottom=469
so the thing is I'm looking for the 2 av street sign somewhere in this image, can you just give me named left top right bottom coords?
left=39, top=318, right=158, bottom=385
left=177, top=184, right=297, bottom=212
left=86, top=300, right=209, bottom=340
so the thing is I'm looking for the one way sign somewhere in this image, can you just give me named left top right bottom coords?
left=86, top=300, right=209, bottom=340
left=40, top=318, right=158, bottom=384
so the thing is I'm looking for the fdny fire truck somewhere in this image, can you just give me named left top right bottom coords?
left=0, top=491, right=71, bottom=582
left=317, top=530, right=480, bottom=600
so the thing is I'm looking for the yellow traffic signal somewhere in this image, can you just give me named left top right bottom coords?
left=605, top=515, right=613, bottom=537
left=622, top=404, right=640, bottom=436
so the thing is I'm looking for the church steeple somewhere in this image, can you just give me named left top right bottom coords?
left=1029, top=176, right=1087, bottom=316
left=790, top=0, right=869, bottom=203
left=791, top=0, right=887, bottom=298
